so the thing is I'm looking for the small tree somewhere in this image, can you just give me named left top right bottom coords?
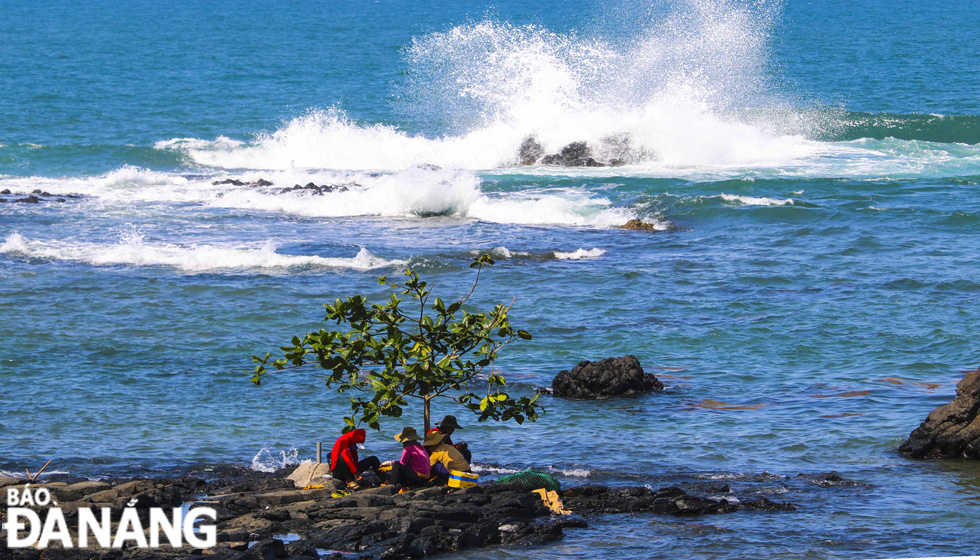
left=251, top=255, right=543, bottom=433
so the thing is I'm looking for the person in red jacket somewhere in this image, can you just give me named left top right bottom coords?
left=330, top=428, right=383, bottom=489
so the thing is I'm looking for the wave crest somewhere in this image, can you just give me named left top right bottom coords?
left=0, top=232, right=404, bottom=273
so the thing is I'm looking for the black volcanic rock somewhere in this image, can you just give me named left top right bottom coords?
left=212, top=178, right=274, bottom=187
left=280, top=182, right=348, bottom=195
left=0, top=465, right=800, bottom=560
left=553, top=355, right=664, bottom=399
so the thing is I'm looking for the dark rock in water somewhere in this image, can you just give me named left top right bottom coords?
left=900, top=365, right=980, bottom=459
left=540, top=142, right=606, bottom=167
left=557, top=141, right=590, bottom=160
left=0, top=189, right=10, bottom=194
left=617, top=218, right=661, bottom=231
left=212, top=178, right=275, bottom=187
left=561, top=484, right=781, bottom=516
left=32, top=189, right=55, bottom=197
left=740, top=497, right=798, bottom=511
left=518, top=137, right=544, bottom=165
left=15, top=195, right=41, bottom=203
left=793, top=472, right=865, bottom=487
left=553, top=355, right=664, bottom=399
left=281, top=182, right=349, bottom=195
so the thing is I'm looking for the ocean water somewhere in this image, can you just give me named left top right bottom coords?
left=2, top=0, right=980, bottom=557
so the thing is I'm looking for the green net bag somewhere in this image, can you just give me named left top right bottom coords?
left=494, top=469, right=561, bottom=492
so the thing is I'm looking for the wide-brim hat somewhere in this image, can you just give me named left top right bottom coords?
left=436, top=415, right=462, bottom=430
left=423, top=431, right=446, bottom=447
left=394, top=426, right=421, bottom=443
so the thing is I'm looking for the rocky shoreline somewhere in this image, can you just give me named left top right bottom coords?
left=0, top=465, right=800, bottom=560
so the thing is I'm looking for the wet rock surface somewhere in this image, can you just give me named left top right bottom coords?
left=539, top=141, right=606, bottom=167
left=517, top=138, right=633, bottom=167
left=518, top=137, right=545, bottom=165
left=900, top=365, right=980, bottom=459
left=617, top=218, right=661, bottom=231
left=0, top=189, right=80, bottom=203
left=213, top=178, right=274, bottom=187
left=0, top=465, right=799, bottom=560
left=280, top=182, right=350, bottom=195
left=553, top=355, right=664, bottom=399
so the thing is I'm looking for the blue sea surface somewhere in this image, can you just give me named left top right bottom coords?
left=2, top=0, right=980, bottom=558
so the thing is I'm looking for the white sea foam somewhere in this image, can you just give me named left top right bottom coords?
left=0, top=469, right=71, bottom=479
left=719, top=193, right=795, bottom=206
left=554, top=248, right=606, bottom=260
left=470, top=463, right=521, bottom=475
left=545, top=466, right=592, bottom=478
left=204, top=167, right=636, bottom=226
left=155, top=136, right=245, bottom=152
left=0, top=233, right=27, bottom=253
left=212, top=166, right=483, bottom=218
left=0, top=233, right=403, bottom=272
left=250, top=448, right=303, bottom=473
left=487, top=246, right=514, bottom=258
left=0, top=165, right=631, bottom=227
left=1, top=166, right=203, bottom=205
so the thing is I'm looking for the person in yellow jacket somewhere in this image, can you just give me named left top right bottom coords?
left=423, top=431, right=470, bottom=482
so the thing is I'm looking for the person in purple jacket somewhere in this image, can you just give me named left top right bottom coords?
left=383, top=426, right=431, bottom=489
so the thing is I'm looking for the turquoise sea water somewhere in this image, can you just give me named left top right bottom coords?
left=2, top=0, right=980, bottom=557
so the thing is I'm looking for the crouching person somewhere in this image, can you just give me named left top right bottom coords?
left=428, top=415, right=472, bottom=463
left=383, top=426, right=431, bottom=490
left=423, top=430, right=470, bottom=484
left=330, top=428, right=383, bottom=490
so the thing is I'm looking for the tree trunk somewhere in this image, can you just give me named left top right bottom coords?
left=423, top=395, right=431, bottom=433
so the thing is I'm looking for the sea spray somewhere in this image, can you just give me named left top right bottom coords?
left=164, top=0, right=819, bottom=173
left=145, top=1, right=980, bottom=179
left=250, top=448, right=303, bottom=473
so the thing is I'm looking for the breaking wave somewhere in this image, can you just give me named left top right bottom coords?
left=250, top=448, right=303, bottom=473
left=0, top=232, right=404, bottom=273
left=142, top=0, right=980, bottom=181
left=157, top=0, right=826, bottom=174
left=554, top=248, right=607, bottom=260
left=719, top=194, right=794, bottom=206
left=0, top=166, right=635, bottom=227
